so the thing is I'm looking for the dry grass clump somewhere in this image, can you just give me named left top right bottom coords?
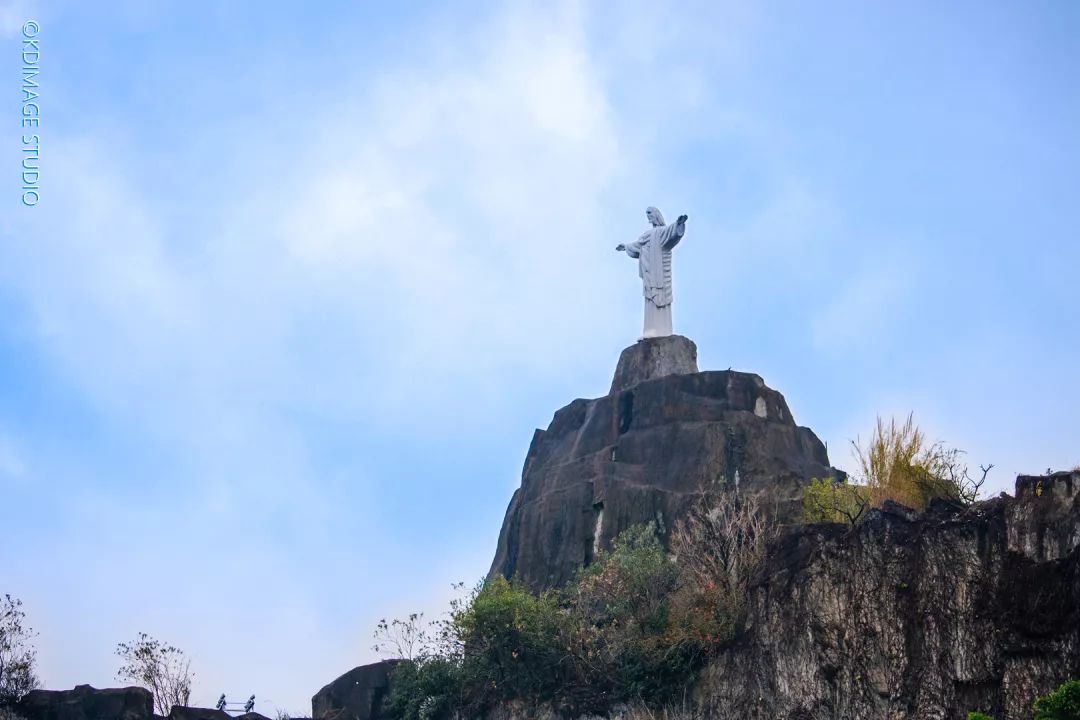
left=852, top=413, right=989, bottom=510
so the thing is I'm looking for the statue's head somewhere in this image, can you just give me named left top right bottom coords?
left=646, top=206, right=665, bottom=227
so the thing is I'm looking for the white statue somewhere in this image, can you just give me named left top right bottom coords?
left=616, top=207, right=688, bottom=338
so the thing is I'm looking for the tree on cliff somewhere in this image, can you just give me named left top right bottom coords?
left=802, top=477, right=871, bottom=525
left=382, top=491, right=778, bottom=718
left=0, top=594, right=40, bottom=704
left=115, top=633, right=193, bottom=715
left=1034, top=679, right=1080, bottom=720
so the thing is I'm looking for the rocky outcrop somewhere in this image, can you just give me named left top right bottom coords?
left=609, top=335, right=698, bottom=394
left=15, top=686, right=153, bottom=720
left=484, top=339, right=1079, bottom=716
left=478, top=474, right=1080, bottom=719
left=489, top=345, right=839, bottom=590
left=692, top=471, right=1080, bottom=720
left=311, top=661, right=400, bottom=720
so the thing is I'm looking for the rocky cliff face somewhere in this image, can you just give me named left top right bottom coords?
left=482, top=338, right=1080, bottom=717
left=489, top=335, right=839, bottom=591
left=321, top=473, right=1079, bottom=720
left=694, top=472, right=1080, bottom=720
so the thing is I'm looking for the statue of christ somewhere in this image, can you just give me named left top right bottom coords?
left=615, top=206, right=688, bottom=339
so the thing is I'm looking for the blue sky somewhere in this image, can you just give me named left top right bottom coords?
left=1, top=0, right=1078, bottom=713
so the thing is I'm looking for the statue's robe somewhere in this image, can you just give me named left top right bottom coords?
left=621, top=220, right=685, bottom=338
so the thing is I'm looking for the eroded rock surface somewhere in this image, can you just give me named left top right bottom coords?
left=695, top=471, right=1080, bottom=719
left=311, top=661, right=400, bottom=720
left=490, top=364, right=838, bottom=591
left=485, top=341, right=1079, bottom=717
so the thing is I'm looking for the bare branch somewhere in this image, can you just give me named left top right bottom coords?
left=0, top=594, right=40, bottom=704
left=115, top=633, right=193, bottom=714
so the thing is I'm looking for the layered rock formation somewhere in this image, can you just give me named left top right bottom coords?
left=490, top=335, right=839, bottom=590
left=688, top=471, right=1080, bottom=719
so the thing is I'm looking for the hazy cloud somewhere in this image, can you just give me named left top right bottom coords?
left=0, top=432, right=26, bottom=483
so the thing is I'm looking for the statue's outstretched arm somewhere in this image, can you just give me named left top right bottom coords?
left=616, top=241, right=644, bottom=258
left=663, top=214, right=688, bottom=250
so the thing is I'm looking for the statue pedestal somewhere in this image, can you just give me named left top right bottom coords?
left=609, top=335, right=699, bottom=394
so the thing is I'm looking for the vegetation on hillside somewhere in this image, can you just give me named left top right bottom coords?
left=968, top=679, right=1080, bottom=719
left=1034, top=680, right=1080, bottom=720
left=115, top=633, right=193, bottom=715
left=0, top=595, right=40, bottom=705
left=0, top=600, right=197, bottom=716
left=375, top=488, right=775, bottom=719
left=804, top=413, right=991, bottom=524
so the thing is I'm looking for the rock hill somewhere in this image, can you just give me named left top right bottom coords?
left=489, top=335, right=841, bottom=590
left=8, top=336, right=1078, bottom=720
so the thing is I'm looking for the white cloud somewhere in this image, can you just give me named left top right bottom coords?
left=272, top=6, right=627, bottom=389
left=0, top=432, right=26, bottom=483
left=3, top=0, right=639, bottom=471
left=0, top=1, right=672, bottom=709
left=0, top=0, right=34, bottom=38
left=810, top=254, right=910, bottom=354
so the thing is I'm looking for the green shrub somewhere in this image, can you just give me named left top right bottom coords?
left=387, top=656, right=466, bottom=720
left=802, top=477, right=869, bottom=525
left=967, top=712, right=994, bottom=720
left=456, top=575, right=565, bottom=705
left=1034, top=679, right=1080, bottom=720
left=565, top=521, right=710, bottom=706
left=385, top=577, right=565, bottom=719
left=381, top=509, right=772, bottom=718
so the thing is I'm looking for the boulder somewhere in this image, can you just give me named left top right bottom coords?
left=16, top=686, right=153, bottom=720
left=489, top=342, right=841, bottom=591
left=311, top=661, right=400, bottom=720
